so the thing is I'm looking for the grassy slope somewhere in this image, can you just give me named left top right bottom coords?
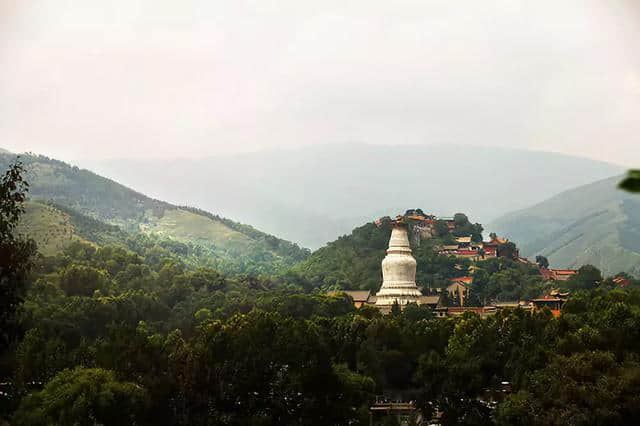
left=489, top=176, right=640, bottom=276
left=17, top=202, right=92, bottom=256
left=143, top=209, right=252, bottom=250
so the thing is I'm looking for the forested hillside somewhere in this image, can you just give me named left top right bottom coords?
left=4, top=211, right=640, bottom=424
left=490, top=176, right=640, bottom=277
left=0, top=153, right=172, bottom=226
left=0, top=153, right=309, bottom=274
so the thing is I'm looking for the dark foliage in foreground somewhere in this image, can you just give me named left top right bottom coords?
left=4, top=230, right=640, bottom=425
left=0, top=160, right=37, bottom=355
left=619, top=169, right=640, bottom=193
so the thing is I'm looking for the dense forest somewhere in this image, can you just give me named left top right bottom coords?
left=2, top=160, right=640, bottom=425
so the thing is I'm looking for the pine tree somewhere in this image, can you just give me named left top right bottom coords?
left=0, top=159, right=36, bottom=355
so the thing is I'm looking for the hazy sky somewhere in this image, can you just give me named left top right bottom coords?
left=1, top=0, right=639, bottom=165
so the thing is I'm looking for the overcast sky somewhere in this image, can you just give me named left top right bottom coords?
left=1, top=0, right=639, bottom=165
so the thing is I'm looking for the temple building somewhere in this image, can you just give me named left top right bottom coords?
left=375, top=223, right=423, bottom=308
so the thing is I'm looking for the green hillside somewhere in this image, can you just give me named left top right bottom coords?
left=143, top=208, right=252, bottom=250
left=17, top=202, right=92, bottom=256
left=17, top=201, right=130, bottom=256
left=291, top=219, right=393, bottom=291
left=1, top=153, right=309, bottom=271
left=489, top=176, right=640, bottom=276
left=292, top=214, right=482, bottom=292
left=0, top=154, right=174, bottom=228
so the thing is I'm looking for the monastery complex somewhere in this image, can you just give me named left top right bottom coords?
left=335, top=214, right=577, bottom=318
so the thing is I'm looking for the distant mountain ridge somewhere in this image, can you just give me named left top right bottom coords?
left=489, top=176, right=640, bottom=277
left=0, top=153, right=309, bottom=272
left=81, top=144, right=623, bottom=249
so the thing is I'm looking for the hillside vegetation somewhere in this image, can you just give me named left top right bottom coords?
left=0, top=153, right=309, bottom=273
left=143, top=208, right=252, bottom=250
left=17, top=201, right=134, bottom=256
left=291, top=219, right=394, bottom=291
left=16, top=202, right=92, bottom=256
left=11, top=234, right=640, bottom=424
left=0, top=154, right=172, bottom=228
left=490, top=176, right=640, bottom=276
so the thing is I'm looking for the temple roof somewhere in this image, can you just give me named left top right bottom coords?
left=339, top=290, right=372, bottom=302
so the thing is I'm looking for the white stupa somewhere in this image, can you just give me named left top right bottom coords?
left=375, top=223, right=423, bottom=306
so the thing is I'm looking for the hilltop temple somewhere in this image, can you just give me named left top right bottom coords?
left=333, top=216, right=570, bottom=318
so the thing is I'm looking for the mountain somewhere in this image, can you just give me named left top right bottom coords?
left=81, top=144, right=623, bottom=249
left=0, top=153, right=309, bottom=271
left=489, top=176, right=640, bottom=277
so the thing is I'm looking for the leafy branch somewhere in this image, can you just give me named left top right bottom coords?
left=619, top=170, right=640, bottom=193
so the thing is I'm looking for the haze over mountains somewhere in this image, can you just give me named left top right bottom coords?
left=82, top=144, right=623, bottom=249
